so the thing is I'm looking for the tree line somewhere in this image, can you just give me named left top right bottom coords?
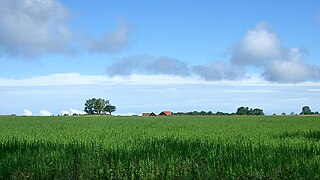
left=174, top=106, right=265, bottom=116
left=173, top=111, right=232, bottom=116
left=173, top=106, right=320, bottom=116
left=236, top=107, right=264, bottom=115
left=84, top=98, right=116, bottom=115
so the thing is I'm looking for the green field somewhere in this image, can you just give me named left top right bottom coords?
left=1, top=115, right=320, bottom=179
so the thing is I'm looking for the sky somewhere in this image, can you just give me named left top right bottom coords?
left=0, top=0, right=320, bottom=116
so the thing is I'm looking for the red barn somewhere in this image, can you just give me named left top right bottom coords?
left=158, top=111, right=172, bottom=116
left=142, top=112, right=156, bottom=116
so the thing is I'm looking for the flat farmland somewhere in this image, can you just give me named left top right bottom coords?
left=0, top=115, right=320, bottom=179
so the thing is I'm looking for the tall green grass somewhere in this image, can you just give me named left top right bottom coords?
left=0, top=115, right=319, bottom=179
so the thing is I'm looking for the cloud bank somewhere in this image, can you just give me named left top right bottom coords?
left=86, top=20, right=131, bottom=53
left=0, top=0, right=131, bottom=57
left=24, top=109, right=58, bottom=116
left=106, top=21, right=320, bottom=83
left=61, top=108, right=85, bottom=115
left=263, top=48, right=320, bottom=82
left=107, top=55, right=190, bottom=77
left=1, top=75, right=320, bottom=116
left=39, top=109, right=52, bottom=116
left=192, top=62, right=229, bottom=81
left=194, top=22, right=320, bottom=83
left=22, top=109, right=33, bottom=116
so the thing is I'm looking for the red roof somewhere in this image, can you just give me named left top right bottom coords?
left=159, top=111, right=172, bottom=116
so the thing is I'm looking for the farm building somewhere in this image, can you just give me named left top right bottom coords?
left=142, top=113, right=150, bottom=116
left=142, top=111, right=172, bottom=116
left=142, top=112, right=157, bottom=116
left=159, top=111, right=172, bottom=116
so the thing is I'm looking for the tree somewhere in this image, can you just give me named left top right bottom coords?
left=95, top=98, right=109, bottom=114
left=236, top=106, right=247, bottom=115
left=247, top=108, right=254, bottom=115
left=84, top=98, right=116, bottom=115
left=290, top=112, right=296, bottom=116
left=301, top=106, right=312, bottom=115
left=236, top=106, right=264, bottom=115
left=252, top=108, right=264, bottom=115
left=104, top=105, right=116, bottom=115
left=84, top=98, right=96, bottom=114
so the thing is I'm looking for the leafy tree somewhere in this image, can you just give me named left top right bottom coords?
left=301, top=106, right=312, bottom=115
left=84, top=98, right=96, bottom=114
left=247, top=108, right=254, bottom=115
left=236, top=106, right=247, bottom=115
left=104, top=105, right=116, bottom=115
left=215, top=111, right=229, bottom=115
left=236, top=106, right=264, bottom=115
left=95, top=98, right=110, bottom=114
left=252, top=108, right=264, bottom=115
left=84, top=98, right=116, bottom=115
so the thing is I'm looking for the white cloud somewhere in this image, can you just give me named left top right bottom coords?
left=61, top=108, right=85, bottom=115
left=264, top=59, right=320, bottom=83
left=0, top=73, right=205, bottom=87
left=308, top=89, right=320, bottom=92
left=0, top=73, right=107, bottom=86
left=1, top=73, right=320, bottom=88
left=39, top=109, right=52, bottom=116
left=0, top=0, right=132, bottom=57
left=231, top=21, right=284, bottom=66
left=217, top=21, right=320, bottom=83
left=0, top=0, right=73, bottom=57
left=61, top=110, right=69, bottom=115
left=22, top=109, right=33, bottom=116
left=230, top=22, right=320, bottom=83
left=70, top=108, right=85, bottom=115
left=182, top=22, right=284, bottom=81
left=263, top=48, right=320, bottom=83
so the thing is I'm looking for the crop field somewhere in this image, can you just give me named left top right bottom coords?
left=0, top=115, right=320, bottom=179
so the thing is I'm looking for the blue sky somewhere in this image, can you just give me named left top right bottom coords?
left=0, top=0, right=320, bottom=115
